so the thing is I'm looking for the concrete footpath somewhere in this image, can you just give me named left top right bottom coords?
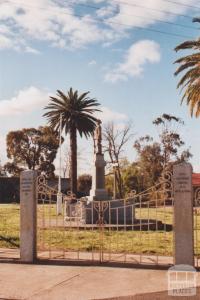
left=0, top=263, right=199, bottom=300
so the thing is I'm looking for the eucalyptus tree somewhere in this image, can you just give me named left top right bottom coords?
left=6, top=126, right=60, bottom=178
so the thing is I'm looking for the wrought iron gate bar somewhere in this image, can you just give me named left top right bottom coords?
left=193, top=187, right=200, bottom=267
left=36, top=172, right=174, bottom=266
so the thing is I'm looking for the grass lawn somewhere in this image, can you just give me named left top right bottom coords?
left=36, top=204, right=174, bottom=256
left=1, top=203, right=200, bottom=257
left=37, top=229, right=173, bottom=256
left=0, top=204, right=20, bottom=248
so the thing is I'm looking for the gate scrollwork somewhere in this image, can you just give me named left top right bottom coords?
left=194, top=187, right=200, bottom=207
left=93, top=201, right=109, bottom=225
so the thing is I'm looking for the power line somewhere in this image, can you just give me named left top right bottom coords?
left=161, top=0, right=200, bottom=10
left=65, top=1, right=199, bottom=31
left=108, top=0, right=194, bottom=20
left=118, top=0, right=200, bottom=12
left=5, top=0, right=196, bottom=39
left=112, top=0, right=200, bottom=11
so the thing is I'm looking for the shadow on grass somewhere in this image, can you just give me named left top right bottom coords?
left=34, top=258, right=172, bottom=270
left=0, top=235, right=19, bottom=247
left=94, top=286, right=200, bottom=299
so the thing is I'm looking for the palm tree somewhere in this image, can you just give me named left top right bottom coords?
left=44, top=87, right=101, bottom=195
left=174, top=18, right=200, bottom=117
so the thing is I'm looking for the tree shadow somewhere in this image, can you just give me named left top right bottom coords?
left=0, top=235, right=19, bottom=247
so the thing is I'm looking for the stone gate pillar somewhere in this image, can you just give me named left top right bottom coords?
left=20, top=170, right=37, bottom=262
left=173, top=163, right=194, bottom=266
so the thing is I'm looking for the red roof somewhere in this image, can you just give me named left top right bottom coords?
left=192, top=173, right=200, bottom=186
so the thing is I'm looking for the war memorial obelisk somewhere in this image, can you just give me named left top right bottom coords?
left=89, top=120, right=108, bottom=201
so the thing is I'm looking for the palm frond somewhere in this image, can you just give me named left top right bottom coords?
left=193, top=18, right=200, bottom=23
left=43, top=87, right=101, bottom=137
left=174, top=22, right=200, bottom=118
left=174, top=61, right=198, bottom=76
left=175, top=40, right=200, bottom=52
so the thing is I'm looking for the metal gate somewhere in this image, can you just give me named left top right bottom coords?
left=37, top=171, right=174, bottom=266
left=193, top=187, right=200, bottom=267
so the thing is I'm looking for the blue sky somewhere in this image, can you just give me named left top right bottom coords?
left=0, top=0, right=200, bottom=174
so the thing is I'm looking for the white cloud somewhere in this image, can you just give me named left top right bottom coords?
left=0, top=86, right=128, bottom=123
left=104, top=0, right=198, bottom=30
left=105, top=40, right=161, bottom=82
left=0, top=86, right=49, bottom=116
left=0, top=0, right=120, bottom=51
left=88, top=60, right=97, bottom=66
left=0, top=0, right=197, bottom=52
left=0, top=86, right=129, bottom=166
left=0, top=34, right=13, bottom=49
left=0, top=135, right=6, bottom=163
left=193, top=165, right=200, bottom=173
left=25, top=46, right=40, bottom=54
left=78, top=0, right=197, bottom=31
left=96, top=4, right=117, bottom=18
left=96, top=106, right=128, bottom=123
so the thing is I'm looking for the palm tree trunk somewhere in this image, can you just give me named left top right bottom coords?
left=70, top=124, right=77, bottom=195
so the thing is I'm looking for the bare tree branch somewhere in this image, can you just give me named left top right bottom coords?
left=103, top=121, right=134, bottom=198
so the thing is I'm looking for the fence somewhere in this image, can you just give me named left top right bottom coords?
left=1, top=162, right=199, bottom=267
left=193, top=187, right=200, bottom=267
left=36, top=171, right=174, bottom=266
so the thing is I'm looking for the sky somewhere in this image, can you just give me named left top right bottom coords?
left=0, top=0, right=200, bottom=175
